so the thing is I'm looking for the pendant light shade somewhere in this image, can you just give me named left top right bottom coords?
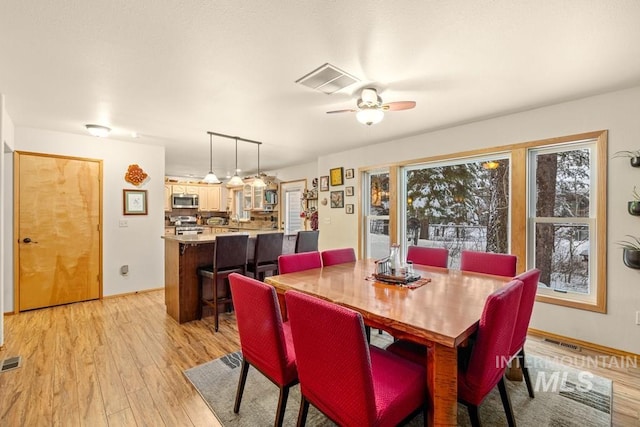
left=226, top=137, right=245, bottom=187
left=203, top=133, right=220, bottom=183
left=252, top=143, right=266, bottom=188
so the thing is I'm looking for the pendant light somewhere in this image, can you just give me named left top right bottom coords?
left=252, top=142, right=266, bottom=188
left=227, top=137, right=245, bottom=187
left=203, top=133, right=221, bottom=183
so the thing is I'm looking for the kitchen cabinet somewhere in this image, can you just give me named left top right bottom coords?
left=198, top=186, right=221, bottom=211
left=172, top=184, right=186, bottom=194
left=164, top=226, right=175, bottom=235
left=164, top=184, right=172, bottom=211
left=242, top=182, right=264, bottom=211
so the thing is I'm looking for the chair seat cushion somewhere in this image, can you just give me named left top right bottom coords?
left=384, top=340, right=427, bottom=366
left=369, top=346, right=425, bottom=426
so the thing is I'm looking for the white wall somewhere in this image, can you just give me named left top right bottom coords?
left=9, top=127, right=165, bottom=305
left=314, top=86, right=640, bottom=354
left=270, top=161, right=318, bottom=186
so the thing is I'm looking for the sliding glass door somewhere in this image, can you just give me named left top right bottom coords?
left=363, top=169, right=391, bottom=259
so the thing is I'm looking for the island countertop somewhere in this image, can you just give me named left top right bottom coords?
left=163, top=229, right=285, bottom=323
left=161, top=229, right=281, bottom=244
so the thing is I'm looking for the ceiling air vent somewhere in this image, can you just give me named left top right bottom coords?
left=296, top=63, right=359, bottom=94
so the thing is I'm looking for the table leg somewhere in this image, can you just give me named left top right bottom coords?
left=426, top=343, right=458, bottom=426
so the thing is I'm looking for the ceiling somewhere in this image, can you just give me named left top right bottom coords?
left=2, top=1, right=640, bottom=179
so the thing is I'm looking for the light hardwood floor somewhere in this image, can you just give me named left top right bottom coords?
left=0, top=290, right=638, bottom=426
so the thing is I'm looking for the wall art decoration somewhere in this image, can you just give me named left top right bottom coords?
left=330, top=190, right=344, bottom=208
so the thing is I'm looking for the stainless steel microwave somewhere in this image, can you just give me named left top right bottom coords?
left=172, top=193, right=199, bottom=209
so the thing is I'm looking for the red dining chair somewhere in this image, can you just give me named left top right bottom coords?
left=386, top=279, right=524, bottom=426
left=228, top=273, right=298, bottom=427
left=321, top=247, right=356, bottom=266
left=458, top=278, right=523, bottom=426
left=460, top=250, right=517, bottom=277
left=406, top=246, right=449, bottom=268
left=278, top=251, right=322, bottom=274
left=284, top=290, right=426, bottom=427
left=507, top=268, right=541, bottom=399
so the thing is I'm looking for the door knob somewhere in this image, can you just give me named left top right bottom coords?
left=22, top=237, right=38, bottom=244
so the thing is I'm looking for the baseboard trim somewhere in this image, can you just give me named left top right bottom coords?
left=528, top=328, right=640, bottom=359
left=2, top=312, right=15, bottom=316
left=103, top=288, right=163, bottom=299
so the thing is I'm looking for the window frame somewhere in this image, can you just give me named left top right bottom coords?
left=368, top=130, right=607, bottom=312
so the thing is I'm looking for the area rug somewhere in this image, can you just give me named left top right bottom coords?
left=184, top=346, right=612, bottom=426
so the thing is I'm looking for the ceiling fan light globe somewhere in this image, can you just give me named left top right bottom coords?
left=203, top=171, right=220, bottom=184
left=356, top=108, right=384, bottom=126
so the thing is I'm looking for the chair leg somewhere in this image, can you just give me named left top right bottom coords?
left=365, top=325, right=371, bottom=343
left=498, top=377, right=516, bottom=427
left=467, top=404, right=481, bottom=427
left=296, top=395, right=309, bottom=427
left=274, top=385, right=290, bottom=427
left=213, top=276, right=219, bottom=332
left=233, top=358, right=250, bottom=413
left=519, top=348, right=535, bottom=398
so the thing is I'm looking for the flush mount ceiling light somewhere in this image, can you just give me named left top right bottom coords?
left=226, top=137, right=245, bottom=187
left=85, top=124, right=111, bottom=137
left=203, top=133, right=221, bottom=184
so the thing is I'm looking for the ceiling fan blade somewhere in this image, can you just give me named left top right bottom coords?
left=326, top=109, right=357, bottom=114
left=382, top=101, right=416, bottom=111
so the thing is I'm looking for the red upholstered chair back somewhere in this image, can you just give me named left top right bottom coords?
left=321, top=248, right=356, bottom=266
left=459, top=279, right=523, bottom=404
left=285, top=290, right=376, bottom=426
left=228, top=273, right=296, bottom=385
left=278, top=251, right=322, bottom=274
left=460, top=250, right=517, bottom=277
left=509, top=268, right=541, bottom=355
left=406, top=246, right=449, bottom=268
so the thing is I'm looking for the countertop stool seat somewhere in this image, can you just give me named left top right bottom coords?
left=247, top=232, right=284, bottom=281
left=197, top=234, right=248, bottom=332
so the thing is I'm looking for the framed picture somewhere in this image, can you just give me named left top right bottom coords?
left=319, top=175, right=329, bottom=192
left=345, top=186, right=354, bottom=197
left=346, top=204, right=354, bottom=214
left=330, top=190, right=344, bottom=208
left=123, top=189, right=148, bottom=215
left=330, top=167, right=344, bottom=186
left=345, top=168, right=354, bottom=179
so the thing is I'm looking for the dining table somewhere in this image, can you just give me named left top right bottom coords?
left=265, top=258, right=511, bottom=427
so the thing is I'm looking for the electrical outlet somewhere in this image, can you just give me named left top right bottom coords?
left=636, top=311, right=640, bottom=325
left=119, top=220, right=128, bottom=227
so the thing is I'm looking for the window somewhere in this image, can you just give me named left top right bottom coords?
left=281, top=180, right=305, bottom=235
left=363, top=169, right=391, bottom=259
left=402, top=155, right=511, bottom=268
left=374, top=130, right=607, bottom=312
left=233, top=190, right=250, bottom=221
left=527, top=137, right=605, bottom=311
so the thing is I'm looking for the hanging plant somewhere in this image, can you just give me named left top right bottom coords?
left=613, top=150, right=640, bottom=167
left=629, top=186, right=640, bottom=216
left=617, top=235, right=640, bottom=269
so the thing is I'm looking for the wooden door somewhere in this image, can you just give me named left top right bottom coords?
left=15, top=152, right=102, bottom=311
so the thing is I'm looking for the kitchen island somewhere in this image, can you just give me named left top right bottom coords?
left=162, top=231, right=282, bottom=323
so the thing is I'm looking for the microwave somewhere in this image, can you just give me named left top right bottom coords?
left=172, top=193, right=199, bottom=209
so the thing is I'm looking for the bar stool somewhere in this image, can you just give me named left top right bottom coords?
left=197, top=234, right=248, bottom=332
left=294, top=230, right=319, bottom=253
left=247, top=232, right=284, bottom=281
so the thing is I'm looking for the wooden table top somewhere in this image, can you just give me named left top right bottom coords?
left=266, top=259, right=510, bottom=348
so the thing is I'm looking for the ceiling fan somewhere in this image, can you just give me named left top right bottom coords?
left=326, top=87, right=416, bottom=125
